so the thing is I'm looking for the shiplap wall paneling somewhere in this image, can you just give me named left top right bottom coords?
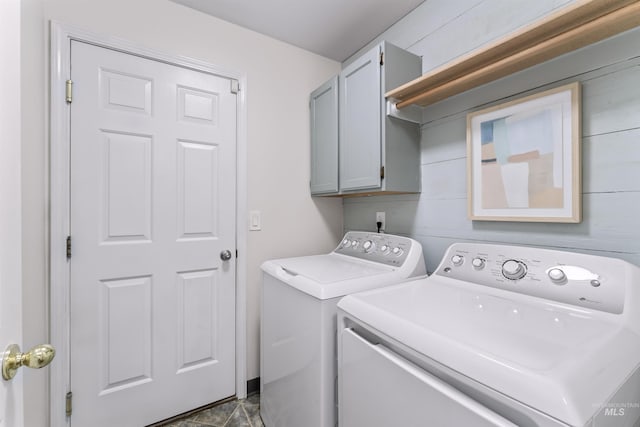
left=411, top=0, right=575, bottom=73
left=345, top=0, right=574, bottom=73
left=343, top=194, right=420, bottom=235
left=419, top=27, right=640, bottom=125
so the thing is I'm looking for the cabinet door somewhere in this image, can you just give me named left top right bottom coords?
left=310, top=76, right=339, bottom=194
left=339, top=45, right=382, bottom=191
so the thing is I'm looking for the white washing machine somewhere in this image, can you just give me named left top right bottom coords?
left=260, top=231, right=425, bottom=427
left=338, top=242, right=640, bottom=427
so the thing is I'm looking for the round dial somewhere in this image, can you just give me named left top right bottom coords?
left=451, top=255, right=464, bottom=266
left=548, top=268, right=566, bottom=284
left=502, top=260, right=527, bottom=280
left=363, top=240, right=376, bottom=253
left=471, top=257, right=485, bottom=270
left=380, top=245, right=390, bottom=255
left=341, top=239, right=351, bottom=248
left=391, top=247, right=404, bottom=257
left=351, top=240, right=359, bottom=248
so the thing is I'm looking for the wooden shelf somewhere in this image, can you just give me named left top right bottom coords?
left=386, top=0, right=640, bottom=109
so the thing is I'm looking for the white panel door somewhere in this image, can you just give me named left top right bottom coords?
left=0, top=1, right=23, bottom=425
left=69, top=41, right=237, bottom=427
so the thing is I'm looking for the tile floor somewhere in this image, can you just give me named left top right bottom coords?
left=159, top=393, right=264, bottom=427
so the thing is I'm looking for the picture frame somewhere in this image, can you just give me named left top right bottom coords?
left=467, top=82, right=581, bottom=223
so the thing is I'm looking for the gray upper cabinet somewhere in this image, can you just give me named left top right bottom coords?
left=310, top=41, right=422, bottom=196
left=310, top=76, right=339, bottom=195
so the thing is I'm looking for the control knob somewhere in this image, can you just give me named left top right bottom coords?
left=502, top=260, right=527, bottom=280
left=341, top=239, right=350, bottom=248
left=451, top=255, right=464, bottom=266
left=471, top=257, right=486, bottom=270
left=363, top=240, right=376, bottom=253
left=391, top=247, right=403, bottom=257
left=380, top=245, right=390, bottom=255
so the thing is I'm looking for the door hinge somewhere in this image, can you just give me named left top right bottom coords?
left=65, top=80, right=73, bottom=103
left=379, top=52, right=384, bottom=66
left=65, top=391, right=73, bottom=417
left=236, top=249, right=238, bottom=259
left=66, top=236, right=72, bottom=260
left=380, top=166, right=385, bottom=179
left=230, top=79, right=240, bottom=94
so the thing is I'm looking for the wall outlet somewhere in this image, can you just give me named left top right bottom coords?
left=376, top=212, right=385, bottom=231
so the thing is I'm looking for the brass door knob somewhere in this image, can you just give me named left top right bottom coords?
left=2, top=343, right=56, bottom=380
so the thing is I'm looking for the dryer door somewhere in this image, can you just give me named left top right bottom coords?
left=339, top=329, right=517, bottom=427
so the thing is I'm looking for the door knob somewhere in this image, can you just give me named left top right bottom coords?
left=2, top=343, right=56, bottom=381
left=220, top=250, right=233, bottom=261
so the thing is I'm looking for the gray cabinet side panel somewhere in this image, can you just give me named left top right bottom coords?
left=381, top=41, right=422, bottom=193
left=381, top=41, right=423, bottom=93
left=383, top=117, right=421, bottom=192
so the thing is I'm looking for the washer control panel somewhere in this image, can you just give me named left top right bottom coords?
left=435, top=242, right=631, bottom=314
left=334, top=231, right=415, bottom=267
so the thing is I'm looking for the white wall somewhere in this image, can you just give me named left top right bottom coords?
left=343, top=0, right=640, bottom=271
left=21, top=0, right=342, bottom=424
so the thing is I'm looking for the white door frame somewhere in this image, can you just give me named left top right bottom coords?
left=1, top=1, right=23, bottom=426
left=49, top=21, right=248, bottom=427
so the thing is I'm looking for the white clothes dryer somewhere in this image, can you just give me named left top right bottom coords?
left=260, top=231, right=425, bottom=427
left=338, top=242, right=640, bottom=427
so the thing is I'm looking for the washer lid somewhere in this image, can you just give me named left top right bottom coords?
left=277, top=254, right=391, bottom=284
left=261, top=254, right=399, bottom=300
left=338, top=277, right=640, bottom=426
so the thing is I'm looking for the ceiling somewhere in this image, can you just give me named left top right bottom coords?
left=171, top=0, right=425, bottom=62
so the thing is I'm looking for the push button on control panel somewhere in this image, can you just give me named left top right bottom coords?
left=548, top=268, right=567, bottom=284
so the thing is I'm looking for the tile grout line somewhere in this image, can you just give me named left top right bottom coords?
left=241, top=403, right=254, bottom=427
left=222, top=404, right=241, bottom=427
left=162, top=396, right=263, bottom=427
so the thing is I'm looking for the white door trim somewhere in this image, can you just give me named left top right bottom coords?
left=49, top=21, right=248, bottom=427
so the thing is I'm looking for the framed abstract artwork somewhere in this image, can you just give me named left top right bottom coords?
left=467, top=82, right=581, bottom=222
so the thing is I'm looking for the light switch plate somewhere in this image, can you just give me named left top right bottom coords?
left=249, top=210, right=261, bottom=231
